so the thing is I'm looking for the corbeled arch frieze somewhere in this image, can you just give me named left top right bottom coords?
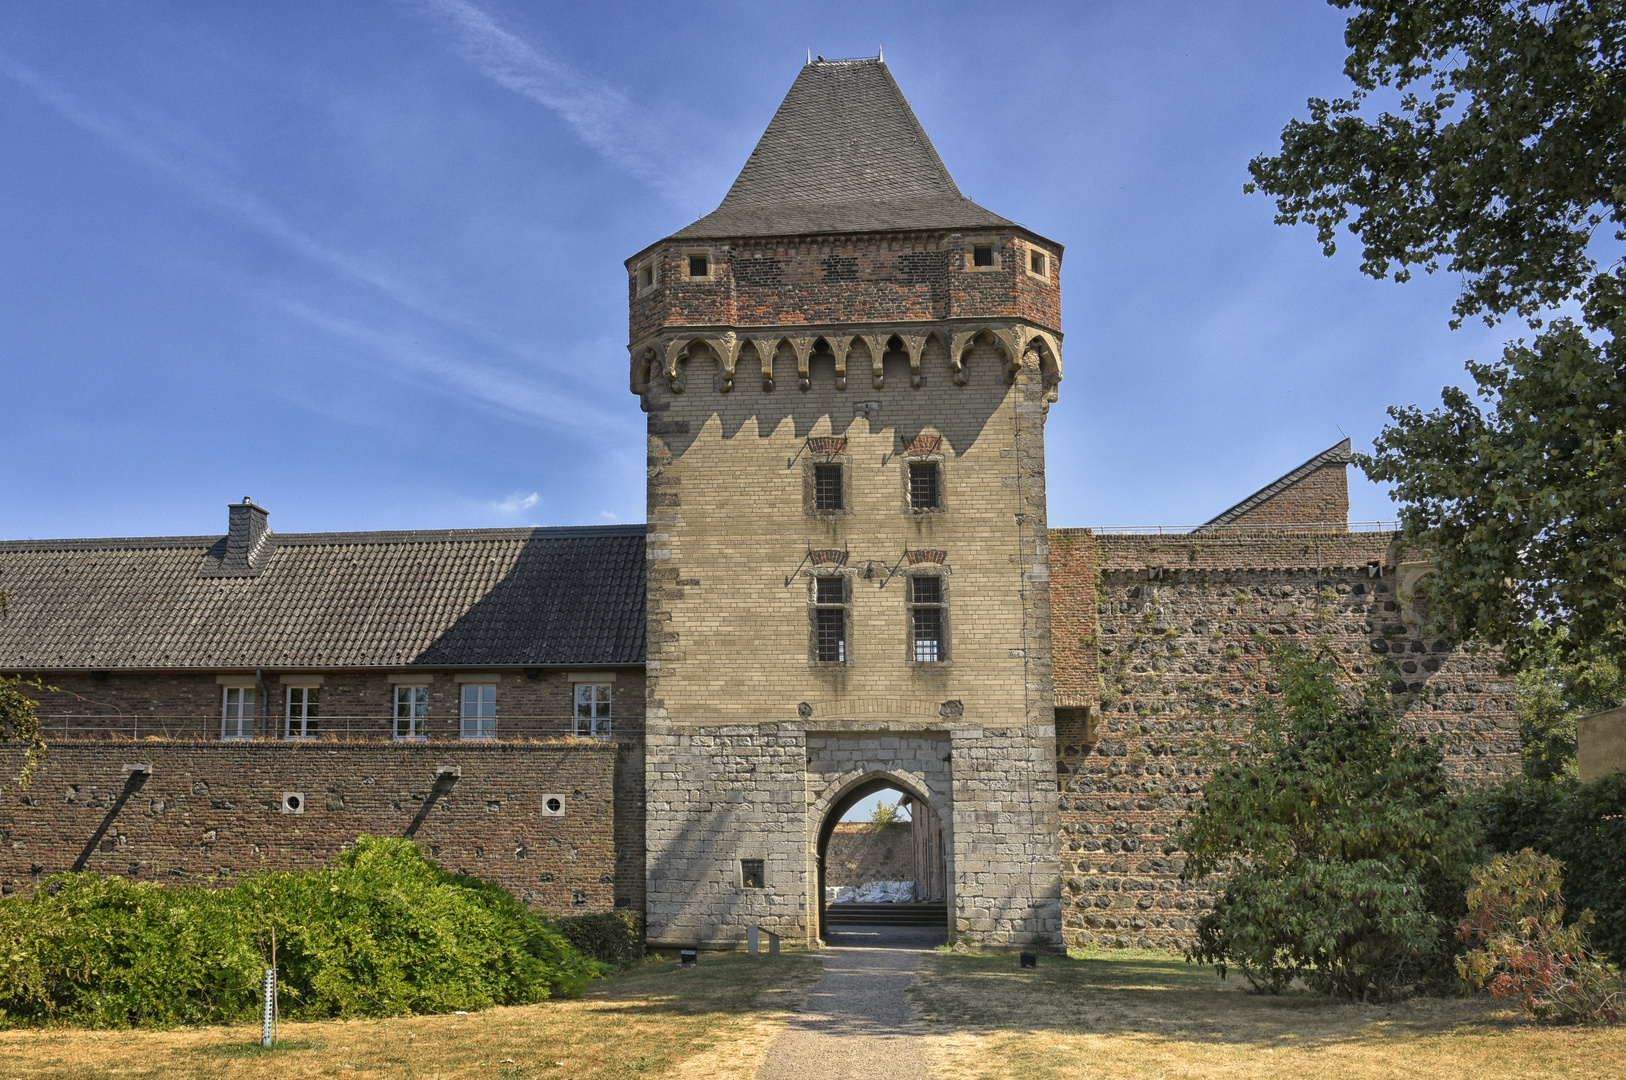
left=628, top=319, right=1062, bottom=401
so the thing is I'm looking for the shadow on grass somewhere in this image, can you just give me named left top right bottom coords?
left=911, top=950, right=1525, bottom=1051
left=574, top=950, right=824, bottom=1018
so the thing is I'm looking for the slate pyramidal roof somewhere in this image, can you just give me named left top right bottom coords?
left=670, top=57, right=1020, bottom=241
left=0, top=524, right=647, bottom=671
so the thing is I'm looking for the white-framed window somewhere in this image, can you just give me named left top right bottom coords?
left=573, top=683, right=612, bottom=738
left=285, top=685, right=319, bottom=740
left=394, top=685, right=428, bottom=741
left=461, top=683, right=496, bottom=740
left=812, top=575, right=848, bottom=663
left=221, top=686, right=256, bottom=741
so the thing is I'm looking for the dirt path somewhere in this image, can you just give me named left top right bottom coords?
left=757, top=927, right=943, bottom=1080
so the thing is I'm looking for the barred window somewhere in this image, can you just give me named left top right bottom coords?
left=909, top=462, right=939, bottom=510
left=222, top=686, right=255, bottom=741
left=285, top=686, right=319, bottom=740
left=813, top=575, right=847, bottom=663
left=814, top=463, right=843, bottom=512
left=574, top=683, right=612, bottom=738
left=394, top=685, right=428, bottom=741
left=972, top=243, right=994, bottom=267
left=910, top=576, right=945, bottom=662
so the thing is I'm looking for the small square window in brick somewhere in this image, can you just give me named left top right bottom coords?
left=741, top=859, right=765, bottom=889
left=814, top=463, right=844, bottom=512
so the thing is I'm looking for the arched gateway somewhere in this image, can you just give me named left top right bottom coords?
left=632, top=56, right=1064, bottom=951
left=813, top=771, right=949, bottom=938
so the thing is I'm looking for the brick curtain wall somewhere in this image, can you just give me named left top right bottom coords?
left=0, top=742, right=622, bottom=914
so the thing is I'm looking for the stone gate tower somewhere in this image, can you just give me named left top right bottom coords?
left=626, top=57, right=1065, bottom=949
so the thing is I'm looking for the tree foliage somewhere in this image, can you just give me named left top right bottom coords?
left=0, top=673, right=49, bottom=789
left=1515, top=627, right=1626, bottom=780
left=1181, top=646, right=1482, bottom=1001
left=1478, top=770, right=1626, bottom=965
left=1248, top=2, right=1626, bottom=662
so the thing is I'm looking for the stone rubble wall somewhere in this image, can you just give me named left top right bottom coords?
left=1046, top=529, right=1521, bottom=951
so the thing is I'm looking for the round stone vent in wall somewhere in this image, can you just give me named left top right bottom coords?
left=541, top=794, right=566, bottom=817
left=282, top=792, right=305, bottom=815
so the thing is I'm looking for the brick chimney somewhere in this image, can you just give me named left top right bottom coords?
left=224, top=497, right=272, bottom=571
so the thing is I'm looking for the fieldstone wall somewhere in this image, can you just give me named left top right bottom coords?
left=1047, top=528, right=1521, bottom=951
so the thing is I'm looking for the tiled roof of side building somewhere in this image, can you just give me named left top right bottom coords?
left=0, top=524, right=647, bottom=670
left=669, top=58, right=1017, bottom=241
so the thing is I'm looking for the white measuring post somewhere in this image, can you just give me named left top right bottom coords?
left=261, top=967, right=276, bottom=1047
left=748, top=925, right=760, bottom=957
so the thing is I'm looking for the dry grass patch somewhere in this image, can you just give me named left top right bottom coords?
left=0, top=950, right=822, bottom=1080
left=912, top=948, right=1626, bottom=1080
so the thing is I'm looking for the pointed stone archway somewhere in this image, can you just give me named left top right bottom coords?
left=813, top=771, right=948, bottom=943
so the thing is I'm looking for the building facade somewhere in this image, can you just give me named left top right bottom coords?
left=0, top=58, right=1522, bottom=953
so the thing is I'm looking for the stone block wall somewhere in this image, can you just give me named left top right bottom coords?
left=1046, top=528, right=1521, bottom=951
left=639, top=320, right=1061, bottom=950
left=0, top=741, right=624, bottom=913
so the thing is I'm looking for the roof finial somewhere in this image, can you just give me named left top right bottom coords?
left=807, top=48, right=811, bottom=64
left=878, top=44, right=883, bottom=61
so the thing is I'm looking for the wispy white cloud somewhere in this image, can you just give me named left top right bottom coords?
left=599, top=510, right=618, bottom=521
left=495, top=491, right=540, bottom=513
left=0, top=51, right=608, bottom=429
left=410, top=0, right=686, bottom=197
left=268, top=296, right=618, bottom=432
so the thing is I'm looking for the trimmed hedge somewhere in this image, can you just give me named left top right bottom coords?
left=553, top=910, right=645, bottom=967
left=0, top=836, right=600, bottom=1028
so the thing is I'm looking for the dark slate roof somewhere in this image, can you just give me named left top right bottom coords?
left=0, top=525, right=646, bottom=670
left=1196, top=439, right=1354, bottom=531
left=670, top=58, right=1015, bottom=240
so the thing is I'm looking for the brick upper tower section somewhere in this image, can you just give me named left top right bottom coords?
left=625, top=57, right=1063, bottom=399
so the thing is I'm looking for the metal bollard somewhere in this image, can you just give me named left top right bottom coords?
left=261, top=967, right=276, bottom=1047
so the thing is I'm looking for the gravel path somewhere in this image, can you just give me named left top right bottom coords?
left=757, top=927, right=944, bottom=1080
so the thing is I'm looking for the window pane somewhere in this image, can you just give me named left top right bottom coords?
left=911, top=576, right=942, bottom=604
left=816, top=576, right=844, bottom=604
left=594, top=684, right=612, bottom=718
left=815, top=607, right=846, bottom=662
left=973, top=244, right=994, bottom=266
left=688, top=254, right=708, bottom=276
left=913, top=608, right=943, bottom=662
left=575, top=684, right=592, bottom=718
left=909, top=462, right=939, bottom=509
left=814, top=463, right=843, bottom=511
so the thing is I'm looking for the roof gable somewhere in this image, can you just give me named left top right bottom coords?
left=1195, top=439, right=1353, bottom=531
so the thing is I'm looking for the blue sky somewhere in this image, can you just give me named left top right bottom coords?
left=0, top=1, right=1512, bottom=541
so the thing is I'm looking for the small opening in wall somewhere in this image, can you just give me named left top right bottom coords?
left=688, top=254, right=709, bottom=277
left=281, top=792, right=304, bottom=815
left=909, top=462, right=940, bottom=510
left=741, top=859, right=765, bottom=889
left=972, top=244, right=994, bottom=267
left=1030, top=250, right=1046, bottom=275
left=639, top=265, right=653, bottom=289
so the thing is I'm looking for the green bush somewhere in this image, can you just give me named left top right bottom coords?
left=0, top=836, right=599, bottom=1028
left=1477, top=771, right=1626, bottom=966
left=552, top=910, right=645, bottom=967
left=1180, top=646, right=1483, bottom=1002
